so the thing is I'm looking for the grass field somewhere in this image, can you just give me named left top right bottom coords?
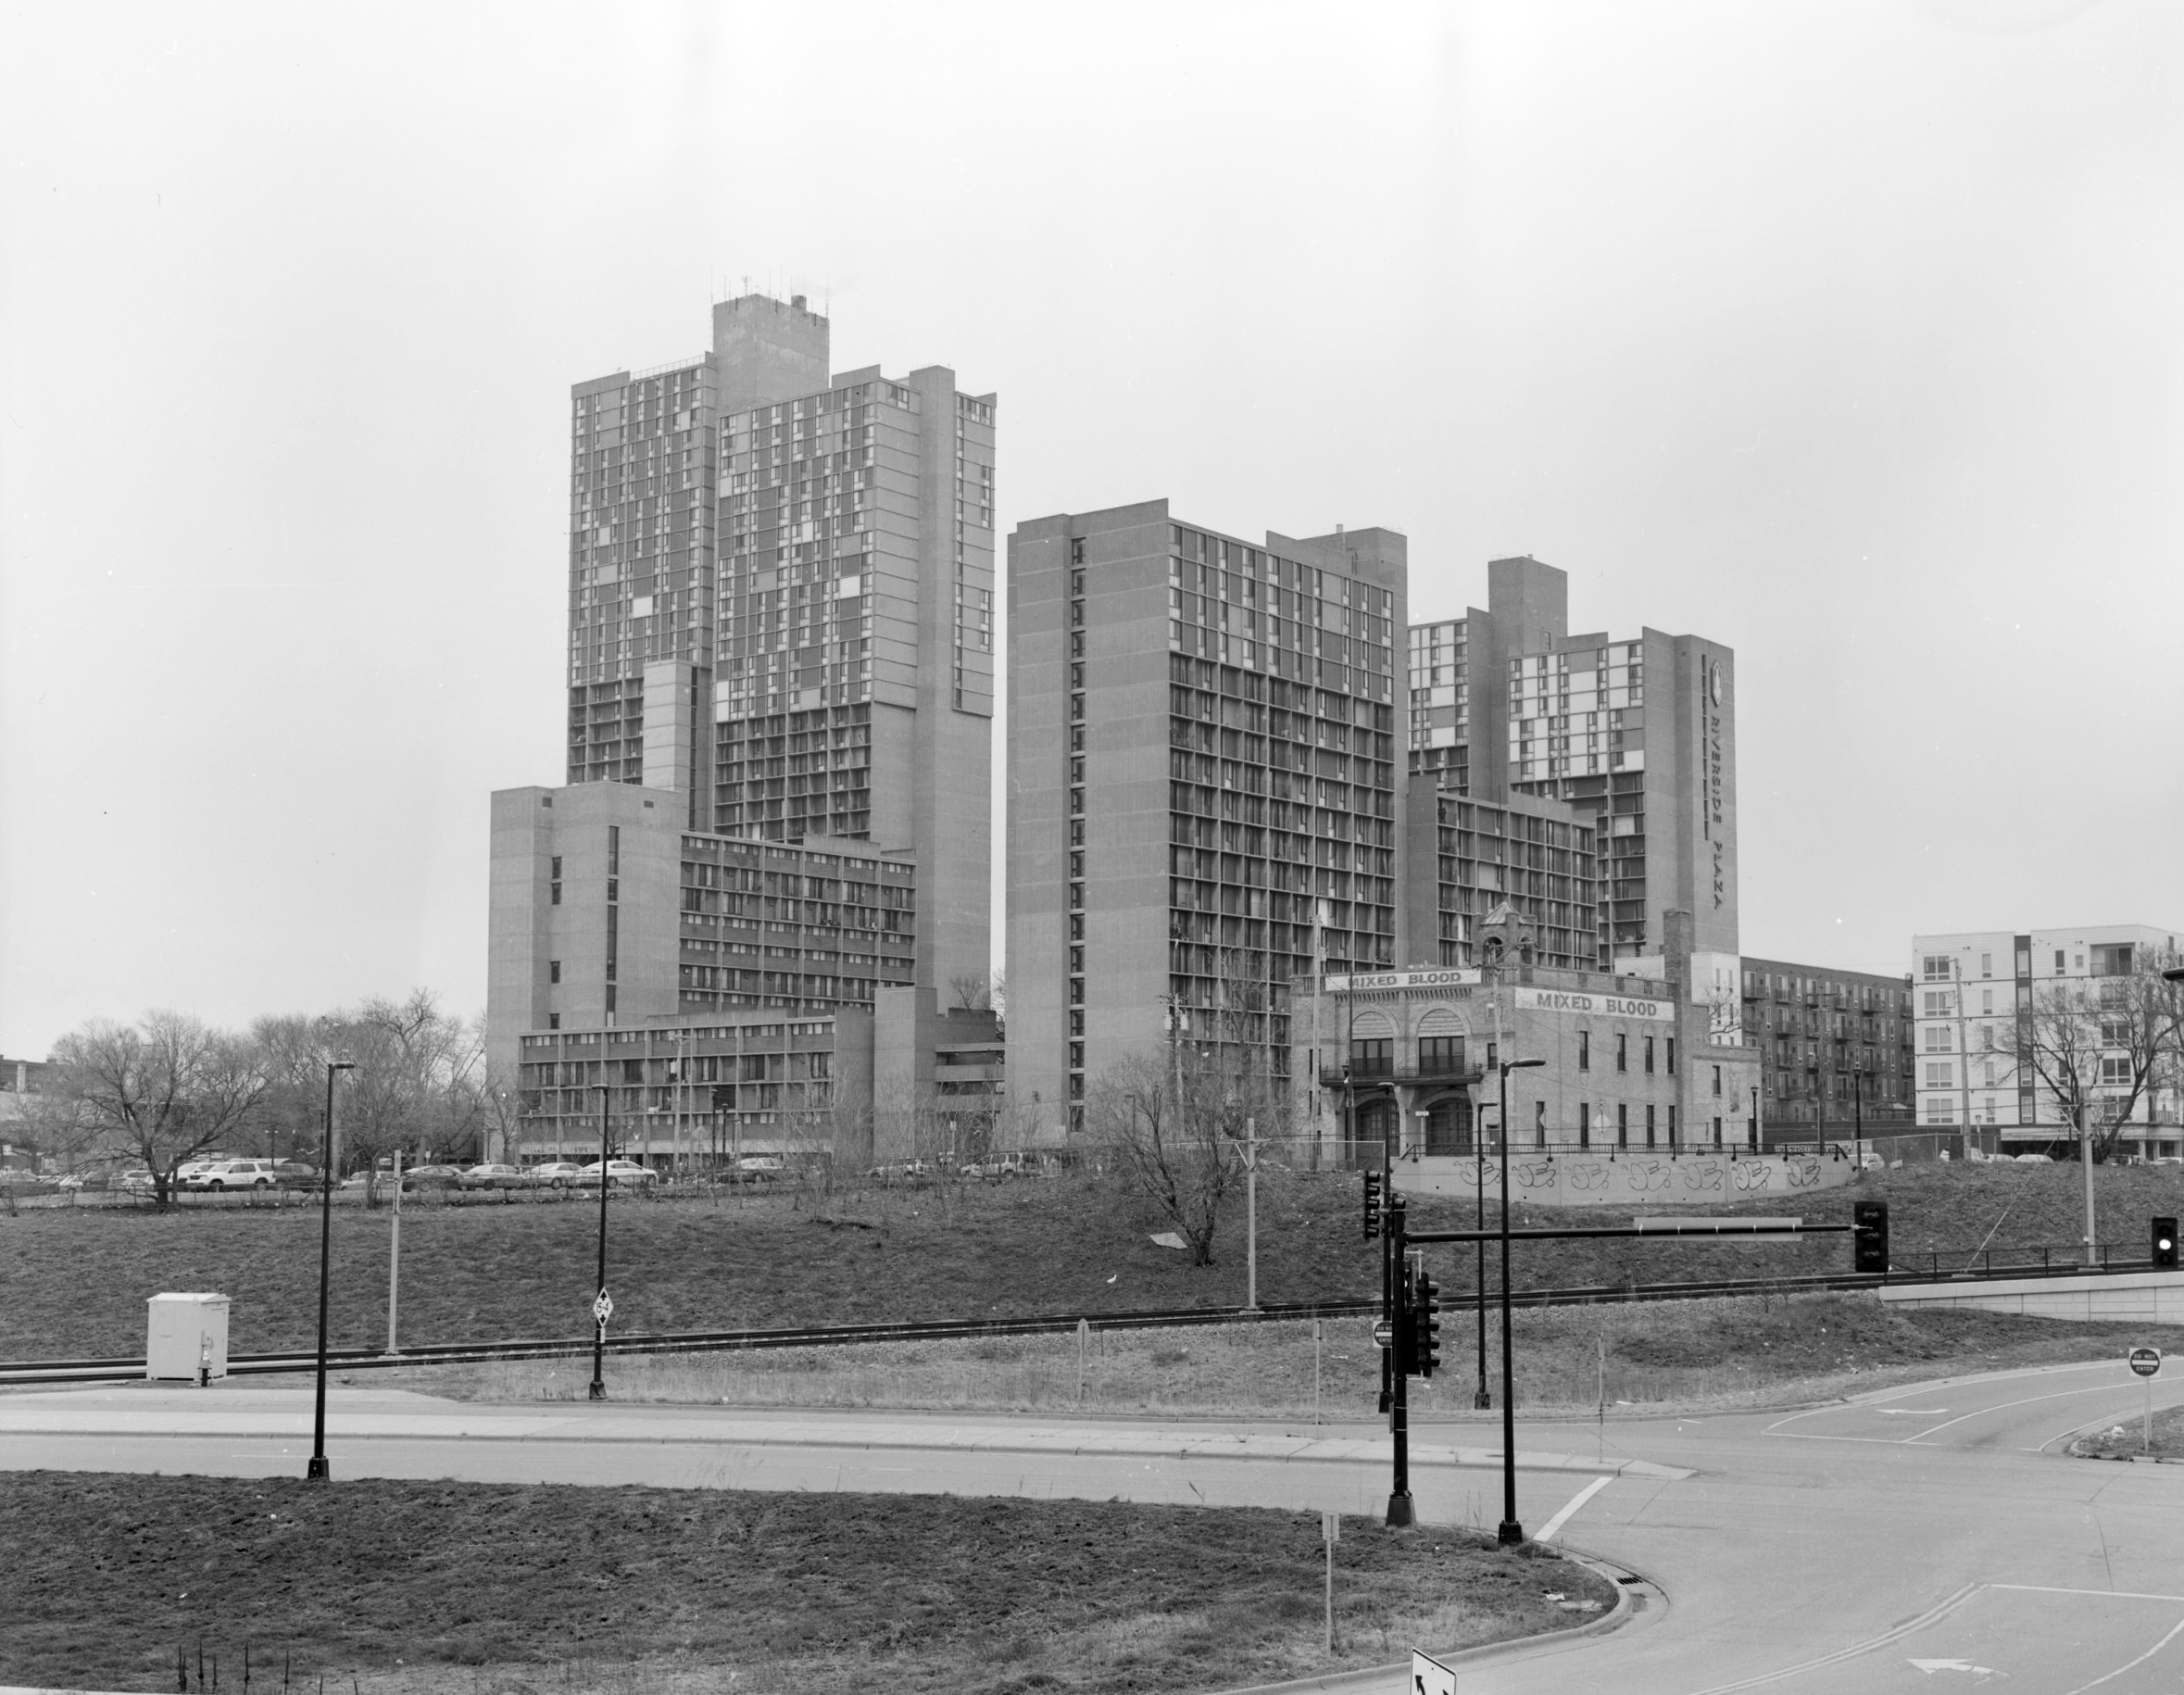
left=421, top=1297, right=2184, bottom=1423
left=0, top=1472, right=1615, bottom=1693
left=6, top=1159, right=2182, bottom=1365
left=2073, top=1400, right=2184, bottom=1461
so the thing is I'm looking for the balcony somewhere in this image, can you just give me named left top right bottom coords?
left=1319, top=1065, right=1487, bottom=1090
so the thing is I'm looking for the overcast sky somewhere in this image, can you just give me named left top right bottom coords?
left=3, top=0, right=2178, bottom=1058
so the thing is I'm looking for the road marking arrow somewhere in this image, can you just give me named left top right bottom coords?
left=1908, top=1657, right=2002, bottom=1675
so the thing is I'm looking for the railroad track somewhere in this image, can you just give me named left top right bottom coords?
left=2, top=1257, right=2141, bottom=1387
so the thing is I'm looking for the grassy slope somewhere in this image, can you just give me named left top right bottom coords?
left=6, top=1161, right=2180, bottom=1363
left=0, top=1473, right=1613, bottom=1693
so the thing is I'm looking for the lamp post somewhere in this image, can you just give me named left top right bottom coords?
left=1473, top=1103, right=1494, bottom=1410
left=589, top=1081, right=613, bottom=1400
left=1496, top=1055, right=1546, bottom=1546
left=1749, top=1084, right=1760, bottom=1153
left=308, top=1059, right=355, bottom=1482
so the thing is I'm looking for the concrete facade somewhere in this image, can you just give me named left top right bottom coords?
left=1408, top=556, right=1738, bottom=975
left=1006, top=502, right=1406, bottom=1146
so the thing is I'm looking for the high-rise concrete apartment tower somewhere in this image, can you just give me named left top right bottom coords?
left=556, top=293, right=995, bottom=999
left=1007, top=501, right=1406, bottom=1142
left=1405, top=556, right=1737, bottom=989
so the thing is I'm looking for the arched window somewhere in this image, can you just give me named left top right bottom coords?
left=1416, top=1006, right=1468, bottom=1077
left=1349, top=1011, right=1394, bottom=1078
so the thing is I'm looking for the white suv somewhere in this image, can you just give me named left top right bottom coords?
left=187, top=1159, right=280, bottom=1191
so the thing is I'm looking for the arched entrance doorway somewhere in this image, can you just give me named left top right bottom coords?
left=1423, top=1094, right=1474, bottom=1156
left=1355, top=1094, right=1398, bottom=1163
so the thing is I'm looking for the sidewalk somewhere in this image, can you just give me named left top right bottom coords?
left=0, top=1384, right=1690, bottom=1478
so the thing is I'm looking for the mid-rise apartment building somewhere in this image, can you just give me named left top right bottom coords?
left=1912, top=925, right=2180, bottom=1151
left=1738, top=957, right=1914, bottom=1142
left=1407, top=556, right=1737, bottom=982
left=1006, top=502, right=1405, bottom=1142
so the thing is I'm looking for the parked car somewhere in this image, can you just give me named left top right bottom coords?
left=400, top=1164, right=467, bottom=1191
left=962, top=1153, right=1030, bottom=1182
left=185, top=1159, right=281, bottom=1191
left=579, top=1159, right=660, bottom=1188
left=2014, top=1152, right=2055, bottom=1164
left=458, top=1161, right=531, bottom=1189
left=270, top=1161, right=321, bottom=1190
left=118, top=1169, right=156, bottom=1194
left=531, top=1161, right=589, bottom=1188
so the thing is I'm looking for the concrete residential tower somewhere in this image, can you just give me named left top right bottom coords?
left=1006, top=502, right=1406, bottom=1143
left=487, top=295, right=999, bottom=1163
left=1407, top=555, right=1738, bottom=995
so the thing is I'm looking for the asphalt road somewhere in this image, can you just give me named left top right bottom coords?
left=8, top=1361, right=2184, bottom=1692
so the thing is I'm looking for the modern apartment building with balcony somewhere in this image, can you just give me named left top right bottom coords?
left=1912, top=924, right=2181, bottom=1153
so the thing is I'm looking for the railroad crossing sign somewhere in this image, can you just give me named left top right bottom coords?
left=593, top=1290, right=614, bottom=1327
left=1411, top=1648, right=1458, bottom=1694
left=2131, top=1347, right=2163, bottom=1378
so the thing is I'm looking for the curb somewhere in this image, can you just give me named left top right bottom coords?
left=1201, top=1543, right=1654, bottom=1695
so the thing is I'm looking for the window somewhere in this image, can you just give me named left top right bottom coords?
left=1980, top=952, right=1992, bottom=977
left=547, top=1013, right=559, bottom=1030
left=1666, top=1037, right=1676, bottom=1075
left=1712, top=1063, right=1722, bottom=1097
left=1535, top=1099, right=1547, bottom=1149
left=1667, top=1104, right=1677, bottom=1148
left=1712, top=1115, right=1723, bottom=1149
left=1645, top=1103, right=1657, bottom=1148
left=1616, top=1034, right=1627, bottom=1073
left=548, top=960, right=561, bottom=984
left=2102, top=1058, right=2133, bottom=1086
left=1349, top=1038, right=1392, bottom=1078
left=2054, top=949, right=2066, bottom=973
left=1925, top=1061, right=1953, bottom=1086
left=1578, top=1030, right=1590, bottom=1071
left=1617, top=1102, right=1629, bottom=1148
left=1419, top=1035, right=1464, bottom=1074
left=1922, top=955, right=1952, bottom=981
left=1578, top=1101, right=1590, bottom=1150
left=1643, top=1036, right=1655, bottom=1074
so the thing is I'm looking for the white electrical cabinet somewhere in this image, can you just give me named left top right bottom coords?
left=145, top=1292, right=232, bottom=1381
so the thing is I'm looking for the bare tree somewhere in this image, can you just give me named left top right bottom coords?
left=1085, top=1038, right=1278, bottom=1267
left=2000, top=964, right=2178, bottom=1162
left=320, top=991, right=485, bottom=1200
left=47, top=1012, right=270, bottom=1204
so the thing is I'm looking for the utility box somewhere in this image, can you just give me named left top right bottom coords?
left=146, top=1292, right=232, bottom=1382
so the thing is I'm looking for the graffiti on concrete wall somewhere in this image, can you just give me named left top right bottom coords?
left=1421, top=1149, right=1850, bottom=1207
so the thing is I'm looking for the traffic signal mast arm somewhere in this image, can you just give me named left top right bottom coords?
left=1402, top=1223, right=1852, bottom=1244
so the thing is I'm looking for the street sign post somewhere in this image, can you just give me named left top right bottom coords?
left=2132, top=1347, right=2162, bottom=1452
left=1411, top=1647, right=1458, bottom=1695
left=593, top=1289, right=614, bottom=1327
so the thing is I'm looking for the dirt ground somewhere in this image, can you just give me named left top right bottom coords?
left=0, top=1472, right=1615, bottom=1694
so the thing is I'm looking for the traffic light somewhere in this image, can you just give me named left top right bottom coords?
left=2153, top=1216, right=2178, bottom=1271
left=1363, top=1171, right=1384, bottom=1241
left=1409, top=1267, right=1442, bottom=1379
left=1852, top=1200, right=1889, bottom=1274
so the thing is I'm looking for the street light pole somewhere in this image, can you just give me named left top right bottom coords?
left=308, top=1059, right=355, bottom=1482
left=1474, top=1103, right=1493, bottom=1411
left=1496, top=1055, right=1546, bottom=1546
left=590, top=1081, right=612, bottom=1400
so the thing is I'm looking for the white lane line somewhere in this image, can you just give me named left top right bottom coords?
left=2060, top=1609, right=2184, bottom=1693
left=1989, top=1583, right=2184, bottom=1603
left=1907, top=1383, right=2150, bottom=1444
left=1764, top=1361, right=2135, bottom=1435
left=1680, top=1582, right=1983, bottom=1694
left=1533, top=1475, right=1611, bottom=1544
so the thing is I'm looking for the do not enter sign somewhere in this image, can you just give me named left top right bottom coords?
left=2130, top=1348, right=2162, bottom=1378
